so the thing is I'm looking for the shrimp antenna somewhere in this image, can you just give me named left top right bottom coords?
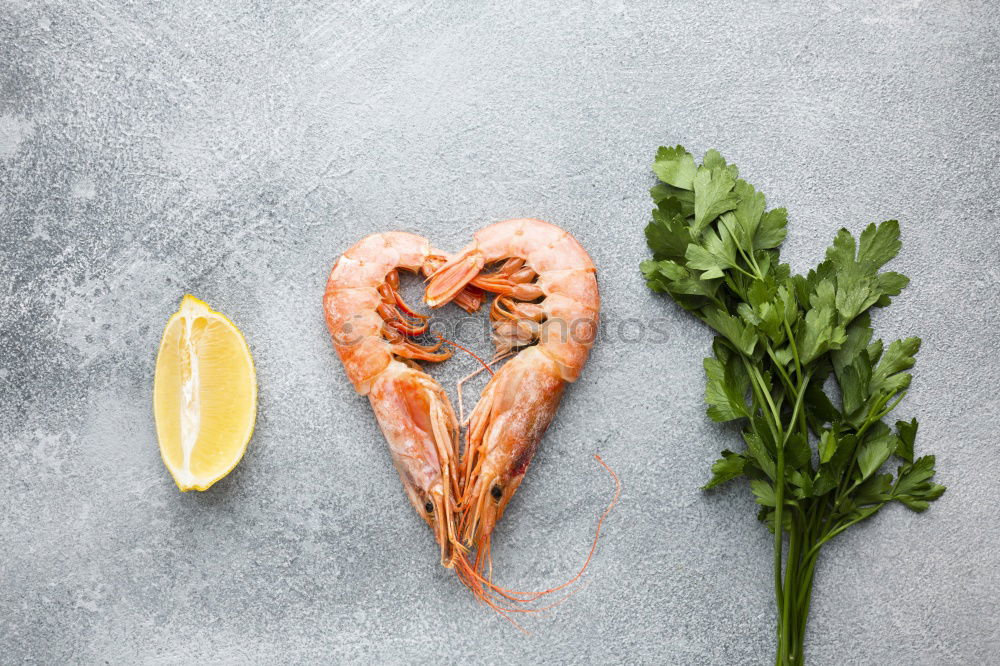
left=452, top=553, right=583, bottom=629
left=456, top=352, right=513, bottom=426
left=434, top=332, right=494, bottom=377
left=525, top=455, right=620, bottom=599
left=454, top=455, right=621, bottom=613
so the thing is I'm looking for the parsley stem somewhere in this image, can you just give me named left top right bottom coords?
left=795, top=550, right=819, bottom=659
left=719, top=213, right=765, bottom=282
left=780, top=513, right=801, bottom=662
left=729, top=263, right=758, bottom=281
left=783, top=318, right=803, bottom=381
left=764, top=344, right=795, bottom=395
left=743, top=365, right=785, bottom=605
left=753, top=367, right=783, bottom=436
left=777, top=370, right=812, bottom=665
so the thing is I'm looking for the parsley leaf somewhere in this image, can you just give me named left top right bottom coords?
left=652, top=145, right=698, bottom=190
left=704, top=450, right=746, bottom=489
left=692, top=166, right=738, bottom=236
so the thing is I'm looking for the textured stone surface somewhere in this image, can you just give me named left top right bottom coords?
left=2, top=1, right=998, bottom=663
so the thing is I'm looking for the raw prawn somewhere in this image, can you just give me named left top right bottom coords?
left=323, top=232, right=481, bottom=566
left=425, top=218, right=601, bottom=604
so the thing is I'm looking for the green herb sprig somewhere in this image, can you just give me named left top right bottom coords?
left=641, top=146, right=945, bottom=665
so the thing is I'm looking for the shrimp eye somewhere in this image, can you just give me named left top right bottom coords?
left=491, top=485, right=503, bottom=501
left=425, top=501, right=434, bottom=513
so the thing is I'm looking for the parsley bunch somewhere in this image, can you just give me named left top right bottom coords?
left=641, top=146, right=945, bottom=664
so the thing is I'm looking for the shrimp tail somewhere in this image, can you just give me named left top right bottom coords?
left=451, top=285, right=485, bottom=313
left=424, top=250, right=485, bottom=307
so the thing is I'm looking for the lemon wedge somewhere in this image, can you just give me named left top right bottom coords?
left=154, top=295, right=257, bottom=491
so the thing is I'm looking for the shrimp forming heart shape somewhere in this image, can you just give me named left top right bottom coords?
left=323, top=220, right=606, bottom=618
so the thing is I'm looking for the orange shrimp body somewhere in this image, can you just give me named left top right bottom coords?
left=324, top=232, right=480, bottom=567
left=425, top=219, right=600, bottom=587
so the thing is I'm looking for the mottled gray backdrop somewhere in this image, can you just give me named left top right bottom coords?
left=2, top=1, right=998, bottom=664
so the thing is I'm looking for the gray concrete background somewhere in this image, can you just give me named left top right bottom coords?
left=2, top=1, right=998, bottom=663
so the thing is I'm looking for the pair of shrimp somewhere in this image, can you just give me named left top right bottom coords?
left=323, top=219, right=613, bottom=618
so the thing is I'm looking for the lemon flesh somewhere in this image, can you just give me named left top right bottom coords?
left=154, top=295, right=257, bottom=491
